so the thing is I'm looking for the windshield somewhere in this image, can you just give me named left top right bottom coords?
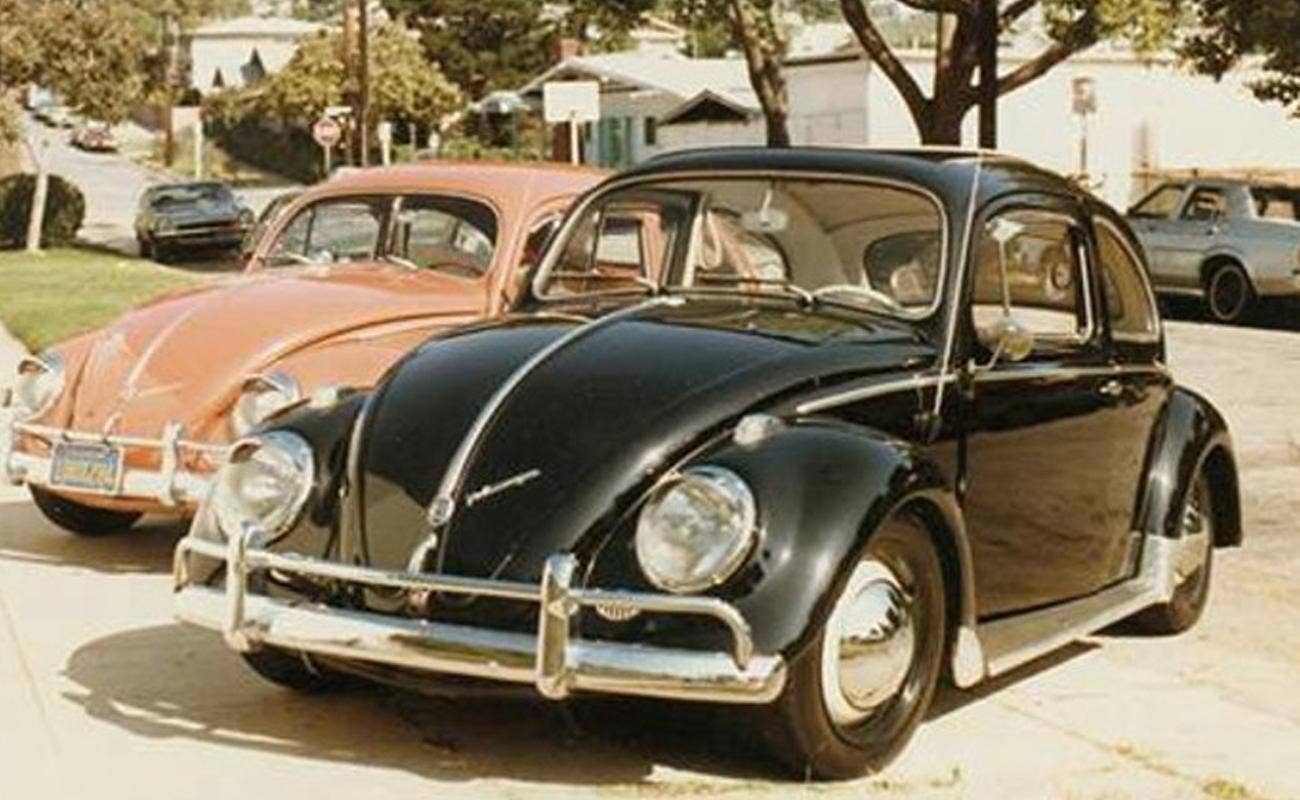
left=151, top=184, right=232, bottom=207
left=535, top=177, right=945, bottom=317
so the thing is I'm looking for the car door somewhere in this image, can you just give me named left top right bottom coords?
left=960, top=196, right=1135, bottom=617
left=1159, top=185, right=1230, bottom=289
left=1127, top=183, right=1188, bottom=289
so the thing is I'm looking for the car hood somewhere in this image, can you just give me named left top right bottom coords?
left=56, top=265, right=481, bottom=441
left=154, top=200, right=240, bottom=224
left=353, top=299, right=936, bottom=580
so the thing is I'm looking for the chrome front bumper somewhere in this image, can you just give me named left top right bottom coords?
left=1, top=420, right=226, bottom=506
left=173, top=524, right=787, bottom=704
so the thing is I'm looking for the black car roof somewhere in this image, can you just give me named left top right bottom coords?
left=620, top=146, right=1079, bottom=205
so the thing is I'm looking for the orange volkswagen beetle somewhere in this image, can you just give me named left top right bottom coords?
left=1, top=162, right=605, bottom=535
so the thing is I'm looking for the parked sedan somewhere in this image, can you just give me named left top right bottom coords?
left=173, top=148, right=1241, bottom=779
left=70, top=121, right=118, bottom=153
left=1, top=162, right=604, bottom=536
left=1128, top=179, right=1300, bottom=322
left=134, top=182, right=255, bottom=261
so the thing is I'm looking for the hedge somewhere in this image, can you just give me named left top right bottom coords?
left=210, top=117, right=323, bottom=184
left=0, top=173, right=86, bottom=248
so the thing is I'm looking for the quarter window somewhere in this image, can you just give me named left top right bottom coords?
left=1096, top=221, right=1159, bottom=340
left=972, top=210, right=1088, bottom=343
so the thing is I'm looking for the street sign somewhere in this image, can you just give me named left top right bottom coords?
left=542, top=81, right=599, bottom=124
left=312, top=116, right=342, bottom=148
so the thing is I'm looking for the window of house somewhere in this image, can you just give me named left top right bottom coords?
left=644, top=117, right=658, bottom=147
left=972, top=209, right=1089, bottom=344
left=1095, top=219, right=1159, bottom=340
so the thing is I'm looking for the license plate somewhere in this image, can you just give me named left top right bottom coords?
left=50, top=442, right=124, bottom=493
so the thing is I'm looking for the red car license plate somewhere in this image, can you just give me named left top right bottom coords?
left=50, top=442, right=124, bottom=493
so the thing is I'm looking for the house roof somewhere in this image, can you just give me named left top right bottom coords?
left=190, top=15, right=325, bottom=39
left=659, top=90, right=761, bottom=126
left=519, top=52, right=757, bottom=109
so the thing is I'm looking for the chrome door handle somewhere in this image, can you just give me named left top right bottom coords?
left=1098, top=379, right=1123, bottom=398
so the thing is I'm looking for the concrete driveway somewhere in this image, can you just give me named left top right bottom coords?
left=0, top=321, right=1297, bottom=800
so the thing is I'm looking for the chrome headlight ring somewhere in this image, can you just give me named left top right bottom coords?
left=634, top=465, right=759, bottom=594
left=230, top=372, right=302, bottom=437
left=11, top=352, right=65, bottom=421
left=211, top=430, right=315, bottom=539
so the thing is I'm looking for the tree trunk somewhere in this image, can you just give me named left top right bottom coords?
left=919, top=100, right=967, bottom=145
left=763, top=104, right=791, bottom=148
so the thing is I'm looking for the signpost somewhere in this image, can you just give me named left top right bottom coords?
left=543, top=81, right=599, bottom=165
left=377, top=120, right=393, bottom=165
left=313, top=115, right=343, bottom=176
left=1071, top=76, right=1098, bottom=181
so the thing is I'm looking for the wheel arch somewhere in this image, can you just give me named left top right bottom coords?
left=1199, top=251, right=1253, bottom=291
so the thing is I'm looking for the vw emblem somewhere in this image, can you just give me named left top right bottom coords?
left=427, top=495, right=456, bottom=528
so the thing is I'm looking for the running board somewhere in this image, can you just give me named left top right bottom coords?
left=966, top=536, right=1183, bottom=682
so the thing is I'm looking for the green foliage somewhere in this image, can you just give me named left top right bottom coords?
left=259, top=26, right=463, bottom=126
left=0, top=95, right=20, bottom=147
left=0, top=0, right=44, bottom=89
left=1183, top=0, right=1300, bottom=116
left=0, top=173, right=85, bottom=247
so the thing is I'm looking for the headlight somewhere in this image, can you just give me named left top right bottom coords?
left=211, top=430, right=314, bottom=538
left=156, top=217, right=176, bottom=234
left=238, top=207, right=255, bottom=227
left=11, top=353, right=64, bottom=420
left=230, top=372, right=301, bottom=437
left=635, top=465, right=758, bottom=594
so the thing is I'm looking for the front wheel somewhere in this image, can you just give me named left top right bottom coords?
left=754, top=511, right=947, bottom=780
left=30, top=486, right=142, bottom=536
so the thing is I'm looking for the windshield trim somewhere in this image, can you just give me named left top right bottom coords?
left=529, top=169, right=951, bottom=323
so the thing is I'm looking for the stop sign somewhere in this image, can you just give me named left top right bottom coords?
left=312, top=116, right=342, bottom=148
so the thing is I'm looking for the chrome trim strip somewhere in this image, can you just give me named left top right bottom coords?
left=970, top=362, right=1171, bottom=385
left=977, top=534, right=1188, bottom=678
left=794, top=372, right=958, bottom=416
left=410, top=294, right=686, bottom=572
left=174, top=525, right=785, bottom=704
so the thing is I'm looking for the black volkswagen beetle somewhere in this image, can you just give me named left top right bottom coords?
left=173, top=148, right=1241, bottom=778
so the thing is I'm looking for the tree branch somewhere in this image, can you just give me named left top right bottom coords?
left=840, top=0, right=930, bottom=124
left=997, top=10, right=1099, bottom=96
left=895, top=0, right=971, bottom=13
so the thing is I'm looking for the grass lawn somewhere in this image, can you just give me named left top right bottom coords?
left=0, top=247, right=208, bottom=351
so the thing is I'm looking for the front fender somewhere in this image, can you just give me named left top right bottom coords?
left=1139, top=386, right=1241, bottom=547
left=585, top=419, right=967, bottom=658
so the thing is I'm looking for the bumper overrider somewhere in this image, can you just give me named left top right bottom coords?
left=1, top=419, right=225, bottom=506
left=173, top=522, right=788, bottom=704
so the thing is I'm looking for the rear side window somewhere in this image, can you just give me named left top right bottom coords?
left=1095, top=220, right=1159, bottom=341
left=1251, top=187, right=1300, bottom=221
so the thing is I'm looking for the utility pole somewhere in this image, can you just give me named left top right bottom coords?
left=977, top=0, right=998, bottom=149
left=357, top=0, right=370, bottom=167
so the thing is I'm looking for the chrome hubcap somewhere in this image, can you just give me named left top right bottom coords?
left=1174, top=486, right=1212, bottom=586
left=821, top=560, right=916, bottom=727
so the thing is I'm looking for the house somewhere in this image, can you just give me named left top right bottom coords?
left=183, top=16, right=326, bottom=95
left=519, top=51, right=760, bottom=168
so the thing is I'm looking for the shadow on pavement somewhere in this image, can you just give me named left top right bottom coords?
left=1162, top=296, right=1300, bottom=333
left=927, top=640, right=1098, bottom=721
left=61, top=622, right=783, bottom=786
left=0, top=495, right=183, bottom=574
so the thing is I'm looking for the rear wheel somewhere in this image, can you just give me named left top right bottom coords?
left=1204, top=261, right=1253, bottom=324
left=137, top=236, right=152, bottom=258
left=241, top=648, right=350, bottom=693
left=1127, top=471, right=1215, bottom=634
left=754, top=512, right=946, bottom=780
left=30, top=486, right=141, bottom=536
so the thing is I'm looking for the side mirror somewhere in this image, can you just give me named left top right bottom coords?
left=977, top=314, right=1035, bottom=363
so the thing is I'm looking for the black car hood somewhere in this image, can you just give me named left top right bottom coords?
left=354, top=299, right=935, bottom=579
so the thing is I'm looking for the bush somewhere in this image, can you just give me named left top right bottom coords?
left=0, top=173, right=86, bottom=247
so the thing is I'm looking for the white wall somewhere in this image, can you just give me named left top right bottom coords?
left=788, top=52, right=1300, bottom=207
left=659, top=120, right=767, bottom=152
left=188, top=35, right=303, bottom=93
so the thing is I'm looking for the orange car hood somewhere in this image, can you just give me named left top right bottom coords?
left=59, top=264, right=480, bottom=438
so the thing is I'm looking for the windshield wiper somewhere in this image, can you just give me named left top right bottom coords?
left=691, top=274, right=815, bottom=306
left=809, top=283, right=904, bottom=314
left=380, top=253, right=421, bottom=270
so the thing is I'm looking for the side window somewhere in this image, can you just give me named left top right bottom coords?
left=694, top=209, right=789, bottom=283
left=1181, top=187, right=1226, bottom=221
left=546, top=191, right=692, bottom=295
left=393, top=195, right=498, bottom=277
left=266, top=197, right=388, bottom=266
left=522, top=216, right=561, bottom=267
left=1129, top=184, right=1185, bottom=220
left=1096, top=220, right=1159, bottom=340
left=1251, top=187, right=1300, bottom=221
left=594, top=216, right=646, bottom=270
left=972, top=209, right=1089, bottom=344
